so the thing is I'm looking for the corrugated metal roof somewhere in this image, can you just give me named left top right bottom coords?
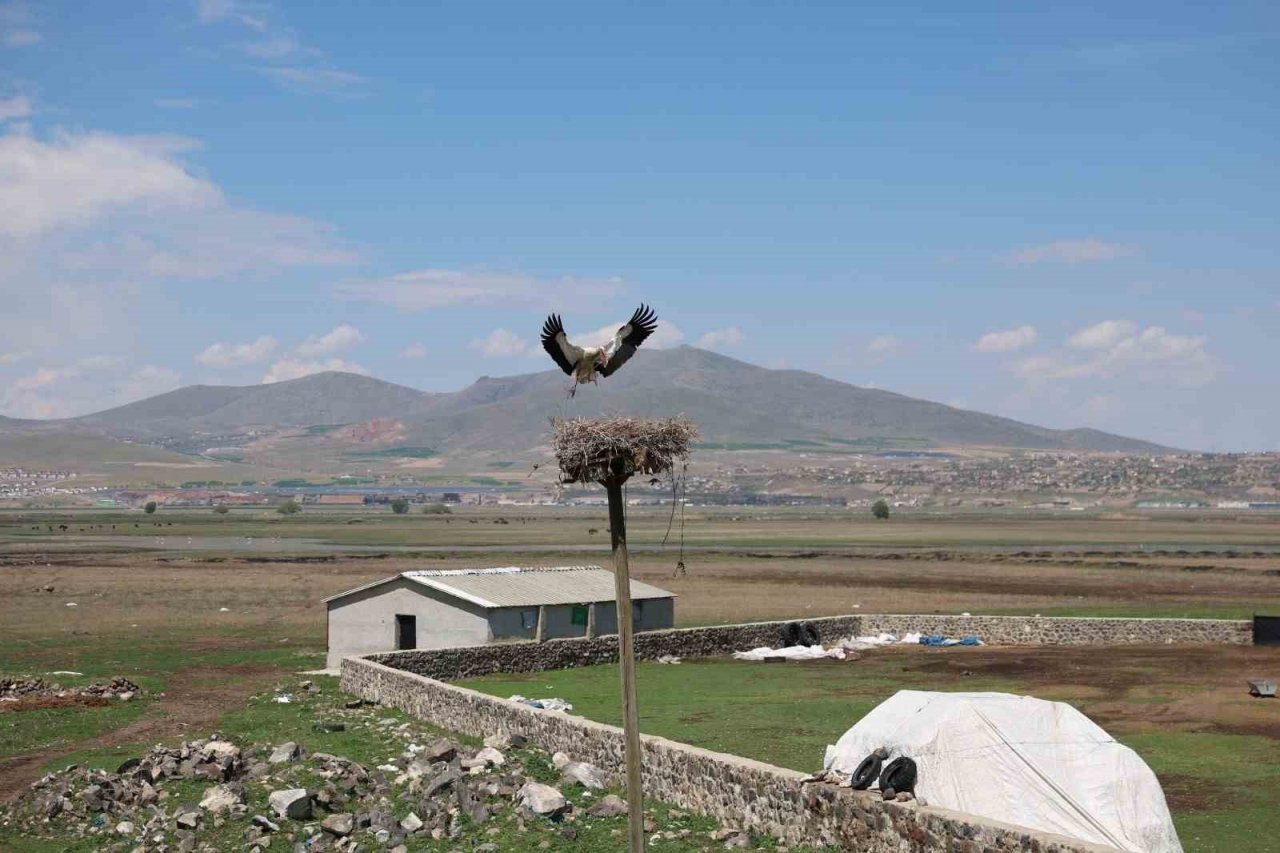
left=324, top=565, right=675, bottom=608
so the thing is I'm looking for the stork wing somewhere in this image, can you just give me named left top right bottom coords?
left=541, top=314, right=583, bottom=376
left=599, top=304, right=658, bottom=377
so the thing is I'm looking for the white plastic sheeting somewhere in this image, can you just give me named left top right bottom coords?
left=732, top=645, right=852, bottom=661
left=823, top=691, right=1182, bottom=853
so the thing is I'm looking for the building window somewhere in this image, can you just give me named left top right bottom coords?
left=632, top=601, right=643, bottom=624
left=571, top=605, right=589, bottom=626
left=521, top=608, right=538, bottom=630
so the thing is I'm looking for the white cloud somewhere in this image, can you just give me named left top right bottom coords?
left=576, top=320, right=685, bottom=350
left=695, top=326, right=745, bottom=350
left=973, top=325, right=1037, bottom=353
left=238, top=33, right=309, bottom=59
left=339, top=269, right=625, bottom=312
left=155, top=97, right=198, bottom=109
left=1014, top=323, right=1214, bottom=386
left=260, top=357, right=369, bottom=384
left=295, top=323, right=364, bottom=357
left=399, top=343, right=427, bottom=359
left=196, top=1, right=363, bottom=96
left=256, top=66, right=366, bottom=94
left=0, top=130, right=217, bottom=240
left=864, top=335, right=904, bottom=365
left=195, top=0, right=267, bottom=30
left=195, top=336, right=277, bottom=368
left=0, top=127, right=357, bottom=373
left=1067, top=319, right=1138, bottom=350
left=1, top=357, right=180, bottom=419
left=1, top=1, right=40, bottom=46
left=1004, top=239, right=1136, bottom=264
left=470, top=328, right=529, bottom=358
left=0, top=94, right=32, bottom=122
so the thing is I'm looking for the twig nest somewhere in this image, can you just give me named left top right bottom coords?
left=552, top=416, right=698, bottom=484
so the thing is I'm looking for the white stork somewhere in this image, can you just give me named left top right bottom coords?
left=540, top=304, right=659, bottom=397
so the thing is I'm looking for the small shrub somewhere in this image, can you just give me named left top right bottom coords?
left=143, top=501, right=157, bottom=514
left=422, top=503, right=451, bottom=515
left=213, top=505, right=230, bottom=515
left=277, top=499, right=302, bottom=515
left=871, top=499, right=890, bottom=520
left=390, top=497, right=410, bottom=515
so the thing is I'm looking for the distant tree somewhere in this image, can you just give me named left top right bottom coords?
left=390, top=497, right=410, bottom=515
left=144, top=501, right=157, bottom=514
left=422, top=503, right=451, bottom=515
left=277, top=499, right=302, bottom=516
left=213, top=504, right=230, bottom=515
left=871, top=499, right=890, bottom=520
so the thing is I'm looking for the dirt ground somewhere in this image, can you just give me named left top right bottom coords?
left=0, top=660, right=282, bottom=801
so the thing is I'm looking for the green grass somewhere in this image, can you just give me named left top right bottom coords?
left=463, top=657, right=1021, bottom=770
left=343, top=446, right=438, bottom=459
left=2, top=677, right=823, bottom=852
left=462, top=658, right=1279, bottom=853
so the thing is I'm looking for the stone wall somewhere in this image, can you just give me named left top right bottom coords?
left=342, top=656, right=1112, bottom=852
left=860, top=614, right=1252, bottom=646
left=368, top=613, right=1250, bottom=681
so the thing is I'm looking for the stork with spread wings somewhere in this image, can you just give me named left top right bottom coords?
left=541, top=305, right=659, bottom=397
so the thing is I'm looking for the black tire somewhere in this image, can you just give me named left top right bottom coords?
left=850, top=753, right=882, bottom=790
left=781, top=621, right=803, bottom=646
left=878, top=757, right=917, bottom=794
left=798, top=622, right=821, bottom=646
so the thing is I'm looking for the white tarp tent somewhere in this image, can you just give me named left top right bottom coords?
left=824, top=691, right=1182, bottom=853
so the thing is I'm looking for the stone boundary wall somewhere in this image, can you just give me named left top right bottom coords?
left=342, top=655, right=1113, bottom=853
left=368, top=613, right=1251, bottom=681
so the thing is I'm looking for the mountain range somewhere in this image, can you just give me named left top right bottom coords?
left=0, top=347, right=1173, bottom=482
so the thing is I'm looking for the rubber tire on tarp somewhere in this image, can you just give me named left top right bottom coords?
left=780, top=621, right=803, bottom=646
left=798, top=621, right=821, bottom=646
left=850, top=753, right=882, bottom=790
left=878, top=757, right=917, bottom=793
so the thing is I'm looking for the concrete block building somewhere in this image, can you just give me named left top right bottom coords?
left=324, top=565, right=675, bottom=669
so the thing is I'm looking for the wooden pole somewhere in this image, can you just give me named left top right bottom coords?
left=606, top=476, right=645, bottom=853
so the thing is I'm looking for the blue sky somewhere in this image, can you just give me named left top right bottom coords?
left=0, top=0, right=1277, bottom=450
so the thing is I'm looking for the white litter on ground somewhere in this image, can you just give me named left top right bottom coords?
left=824, top=690, right=1182, bottom=853
left=509, top=695, right=574, bottom=713
left=272, top=694, right=293, bottom=704
left=732, top=645, right=851, bottom=661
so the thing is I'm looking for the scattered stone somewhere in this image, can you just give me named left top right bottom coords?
left=312, top=720, right=346, bottom=733
left=199, top=783, right=244, bottom=813
left=483, top=732, right=527, bottom=750
left=422, top=738, right=457, bottom=763
left=895, top=791, right=915, bottom=802
left=519, top=781, right=567, bottom=817
left=268, top=741, right=301, bottom=764
left=473, top=746, right=505, bottom=767
left=115, top=820, right=135, bottom=835
left=401, top=812, right=423, bottom=832
left=174, top=804, right=201, bottom=829
left=560, top=760, right=606, bottom=790
left=321, top=813, right=354, bottom=836
left=268, top=788, right=312, bottom=820
left=252, top=815, right=280, bottom=833
left=586, top=794, right=628, bottom=817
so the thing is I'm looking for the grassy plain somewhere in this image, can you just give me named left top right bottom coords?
left=1, top=506, right=1279, bottom=851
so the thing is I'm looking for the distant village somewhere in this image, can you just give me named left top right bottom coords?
left=3, top=451, right=1279, bottom=511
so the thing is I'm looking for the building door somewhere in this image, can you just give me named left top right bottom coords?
left=395, top=614, right=417, bottom=650
left=1256, top=615, right=1280, bottom=646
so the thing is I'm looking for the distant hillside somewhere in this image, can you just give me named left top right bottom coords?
left=1, top=348, right=1174, bottom=479
left=69, top=372, right=441, bottom=438
left=390, top=347, right=1174, bottom=455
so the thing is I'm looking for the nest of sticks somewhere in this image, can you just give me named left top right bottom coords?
left=552, top=416, right=698, bottom=484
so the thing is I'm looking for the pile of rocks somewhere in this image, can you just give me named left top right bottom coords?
left=0, top=676, right=141, bottom=702
left=1, top=683, right=770, bottom=853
